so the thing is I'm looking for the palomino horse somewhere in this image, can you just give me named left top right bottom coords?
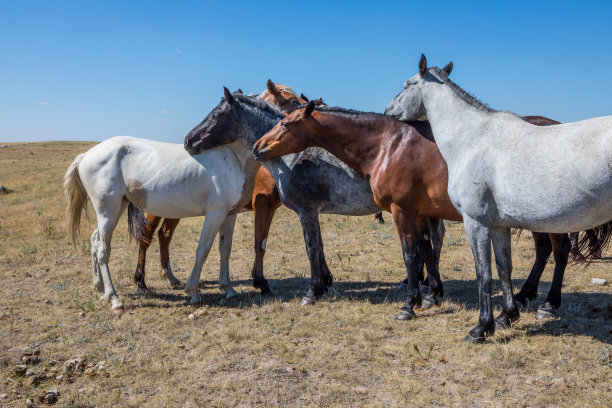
left=384, top=55, right=612, bottom=341
left=184, top=89, right=446, bottom=306
left=130, top=81, right=315, bottom=295
left=252, top=104, right=594, bottom=324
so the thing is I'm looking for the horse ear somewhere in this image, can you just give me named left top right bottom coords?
left=442, top=61, right=453, bottom=76
left=300, top=93, right=310, bottom=102
left=223, top=86, right=235, bottom=105
left=304, top=100, right=315, bottom=117
left=419, top=54, right=427, bottom=76
left=267, top=79, right=279, bottom=95
left=236, top=88, right=243, bottom=94
left=314, top=98, right=325, bottom=106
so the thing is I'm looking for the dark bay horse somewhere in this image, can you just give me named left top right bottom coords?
left=184, top=89, right=446, bottom=306
left=252, top=103, right=583, bottom=322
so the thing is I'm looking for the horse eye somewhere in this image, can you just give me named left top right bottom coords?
left=281, top=123, right=288, bottom=128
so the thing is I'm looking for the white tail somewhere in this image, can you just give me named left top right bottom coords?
left=63, top=153, right=88, bottom=246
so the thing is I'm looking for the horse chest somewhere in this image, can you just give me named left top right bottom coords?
left=229, top=157, right=260, bottom=214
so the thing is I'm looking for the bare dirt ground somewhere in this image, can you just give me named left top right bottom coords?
left=0, top=141, right=610, bottom=407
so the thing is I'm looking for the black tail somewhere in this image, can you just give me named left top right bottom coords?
left=127, top=203, right=153, bottom=246
left=575, top=221, right=612, bottom=263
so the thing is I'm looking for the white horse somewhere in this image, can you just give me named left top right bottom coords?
left=64, top=136, right=259, bottom=313
left=385, top=55, right=612, bottom=342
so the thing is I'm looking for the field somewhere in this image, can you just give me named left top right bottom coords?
left=0, top=141, right=610, bottom=407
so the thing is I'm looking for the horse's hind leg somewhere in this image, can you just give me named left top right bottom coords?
left=158, top=218, right=182, bottom=289
left=514, top=232, right=551, bottom=305
left=134, top=214, right=161, bottom=294
left=420, top=218, right=445, bottom=309
left=91, top=229, right=104, bottom=294
left=536, top=233, right=570, bottom=320
left=94, top=200, right=128, bottom=314
left=184, top=211, right=229, bottom=306
left=218, top=213, right=238, bottom=300
left=297, top=209, right=330, bottom=306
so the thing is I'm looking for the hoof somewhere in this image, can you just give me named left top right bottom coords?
left=224, top=287, right=239, bottom=300
left=111, top=299, right=124, bottom=316
left=189, top=294, right=203, bottom=307
left=494, top=319, right=509, bottom=331
left=136, top=286, right=149, bottom=296
left=395, top=309, right=415, bottom=321
left=170, top=280, right=183, bottom=290
left=300, top=296, right=316, bottom=307
left=536, top=307, right=559, bottom=320
left=421, top=297, right=437, bottom=310
left=462, top=333, right=485, bottom=344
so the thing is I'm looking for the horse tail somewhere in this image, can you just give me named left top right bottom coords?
left=127, top=203, right=153, bottom=246
left=575, top=222, right=612, bottom=263
left=63, top=153, right=88, bottom=246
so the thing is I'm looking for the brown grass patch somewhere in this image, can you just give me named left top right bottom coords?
left=0, top=141, right=610, bottom=407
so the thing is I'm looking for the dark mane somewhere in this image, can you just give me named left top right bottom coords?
left=430, top=67, right=495, bottom=113
left=233, top=93, right=284, bottom=118
left=297, top=104, right=390, bottom=120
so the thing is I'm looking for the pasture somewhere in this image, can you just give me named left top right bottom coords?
left=0, top=141, right=610, bottom=407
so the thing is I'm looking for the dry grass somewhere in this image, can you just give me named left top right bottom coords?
left=0, top=141, right=610, bottom=407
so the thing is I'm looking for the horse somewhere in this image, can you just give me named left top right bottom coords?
left=130, top=81, right=314, bottom=296
left=64, top=135, right=260, bottom=312
left=184, top=88, right=446, bottom=306
left=384, top=55, right=612, bottom=342
left=252, top=102, right=596, bottom=323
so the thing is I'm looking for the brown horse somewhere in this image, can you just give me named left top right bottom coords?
left=133, top=81, right=309, bottom=295
left=253, top=104, right=576, bottom=321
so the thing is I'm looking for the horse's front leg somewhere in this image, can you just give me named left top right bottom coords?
left=297, top=209, right=330, bottom=306
left=185, top=211, right=229, bottom=306
left=134, top=214, right=161, bottom=294
left=218, top=213, right=238, bottom=300
left=491, top=227, right=520, bottom=329
left=158, top=218, right=182, bottom=289
left=462, top=216, right=495, bottom=342
left=391, top=206, right=423, bottom=321
left=514, top=232, right=551, bottom=305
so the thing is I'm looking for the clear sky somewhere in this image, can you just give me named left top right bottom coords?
left=1, top=1, right=611, bottom=143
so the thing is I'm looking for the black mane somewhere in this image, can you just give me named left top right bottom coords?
left=233, top=93, right=284, bottom=117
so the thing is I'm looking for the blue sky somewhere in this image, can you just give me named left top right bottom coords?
left=1, top=1, right=611, bottom=143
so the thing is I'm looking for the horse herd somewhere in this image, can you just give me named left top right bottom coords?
left=64, top=55, right=612, bottom=343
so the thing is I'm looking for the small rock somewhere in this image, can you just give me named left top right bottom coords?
left=13, top=365, right=27, bottom=376
left=188, top=313, right=195, bottom=320
left=26, top=375, right=41, bottom=386
left=44, top=279, right=50, bottom=284
left=26, top=398, right=36, bottom=408
left=0, top=393, right=7, bottom=399
left=0, top=145, right=7, bottom=148
left=351, top=386, right=369, bottom=394
left=44, top=300, right=51, bottom=305
left=0, top=185, right=11, bottom=195
left=591, top=278, right=607, bottom=286
left=253, top=316, right=259, bottom=321
left=55, top=375, right=63, bottom=381
left=25, top=370, right=36, bottom=377
left=83, top=367, right=96, bottom=375
left=40, top=388, right=59, bottom=405
left=79, top=312, right=85, bottom=317
left=178, top=344, right=185, bottom=349
left=64, top=356, right=86, bottom=372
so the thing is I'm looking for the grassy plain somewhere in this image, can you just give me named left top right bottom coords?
left=0, top=141, right=610, bottom=407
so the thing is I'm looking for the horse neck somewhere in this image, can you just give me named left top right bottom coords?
left=307, top=113, right=385, bottom=177
left=240, top=104, right=282, bottom=150
left=421, top=82, right=497, bottom=156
